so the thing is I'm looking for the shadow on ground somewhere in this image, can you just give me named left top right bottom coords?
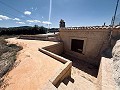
left=62, top=54, right=99, bottom=78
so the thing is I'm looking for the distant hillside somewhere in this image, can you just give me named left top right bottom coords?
left=0, top=25, right=48, bottom=35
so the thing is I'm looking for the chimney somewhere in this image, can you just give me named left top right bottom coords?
left=104, top=22, right=106, bottom=26
left=59, top=19, right=65, bottom=28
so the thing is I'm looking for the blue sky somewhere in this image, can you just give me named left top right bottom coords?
left=0, top=0, right=118, bottom=28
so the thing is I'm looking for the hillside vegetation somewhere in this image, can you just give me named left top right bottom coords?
left=0, top=25, right=48, bottom=35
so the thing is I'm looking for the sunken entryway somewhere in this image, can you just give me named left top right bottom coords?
left=71, top=39, right=84, bottom=53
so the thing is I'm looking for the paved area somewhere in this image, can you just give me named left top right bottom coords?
left=1, top=38, right=63, bottom=90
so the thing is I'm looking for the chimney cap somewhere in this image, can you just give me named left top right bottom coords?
left=60, top=19, right=65, bottom=23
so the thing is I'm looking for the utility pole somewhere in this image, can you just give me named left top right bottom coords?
left=48, top=0, right=52, bottom=29
left=47, top=0, right=52, bottom=33
left=109, top=0, right=119, bottom=47
left=112, top=0, right=120, bottom=26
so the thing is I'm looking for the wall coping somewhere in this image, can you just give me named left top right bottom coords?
left=59, top=26, right=120, bottom=31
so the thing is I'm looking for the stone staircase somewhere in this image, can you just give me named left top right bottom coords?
left=58, top=77, right=74, bottom=90
left=58, top=54, right=98, bottom=90
left=58, top=75, right=97, bottom=90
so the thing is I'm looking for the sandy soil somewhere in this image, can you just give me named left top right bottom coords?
left=1, top=38, right=63, bottom=90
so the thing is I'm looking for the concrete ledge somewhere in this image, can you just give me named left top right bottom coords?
left=39, top=48, right=69, bottom=64
left=50, top=61, right=72, bottom=85
left=39, top=45, right=72, bottom=89
left=43, top=42, right=63, bottom=55
left=43, top=81, right=57, bottom=90
left=18, top=34, right=60, bottom=42
left=97, top=57, right=115, bottom=90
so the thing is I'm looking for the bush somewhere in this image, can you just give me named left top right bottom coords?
left=0, top=37, right=22, bottom=78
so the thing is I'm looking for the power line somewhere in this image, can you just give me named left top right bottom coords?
left=0, top=0, right=35, bottom=20
left=109, top=0, right=120, bottom=47
left=0, top=9, right=27, bottom=21
left=111, top=0, right=120, bottom=26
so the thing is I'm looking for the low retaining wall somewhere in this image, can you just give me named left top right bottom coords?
left=39, top=46, right=72, bottom=90
left=97, top=57, right=115, bottom=90
left=18, top=35, right=48, bottom=41
left=18, top=34, right=60, bottom=42
left=43, top=43, right=63, bottom=55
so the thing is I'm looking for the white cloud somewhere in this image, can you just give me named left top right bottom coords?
left=0, top=19, right=2, bottom=20
left=13, top=18, right=20, bottom=21
left=16, top=22, right=25, bottom=24
left=30, top=7, right=37, bottom=11
left=42, top=21, right=52, bottom=25
left=26, top=20, right=41, bottom=23
left=35, top=7, right=37, bottom=10
left=0, top=15, right=11, bottom=20
left=31, top=7, right=34, bottom=10
left=24, top=11, right=31, bottom=15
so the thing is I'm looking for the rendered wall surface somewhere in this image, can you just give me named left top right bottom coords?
left=97, top=57, right=115, bottom=90
left=59, top=28, right=120, bottom=65
left=43, top=42, right=63, bottom=55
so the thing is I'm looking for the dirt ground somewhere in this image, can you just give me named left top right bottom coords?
left=59, top=54, right=98, bottom=90
left=1, top=38, right=63, bottom=90
left=1, top=37, right=98, bottom=90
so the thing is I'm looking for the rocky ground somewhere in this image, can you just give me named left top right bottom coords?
left=0, top=36, right=22, bottom=87
left=112, top=40, right=120, bottom=90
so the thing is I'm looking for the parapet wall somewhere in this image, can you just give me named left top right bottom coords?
left=18, top=34, right=60, bottom=42
left=97, top=57, right=115, bottom=90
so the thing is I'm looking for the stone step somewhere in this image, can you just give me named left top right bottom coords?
left=62, top=78, right=70, bottom=85
left=58, top=82, right=67, bottom=90
left=58, top=78, right=74, bottom=90
left=65, top=81, right=74, bottom=90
